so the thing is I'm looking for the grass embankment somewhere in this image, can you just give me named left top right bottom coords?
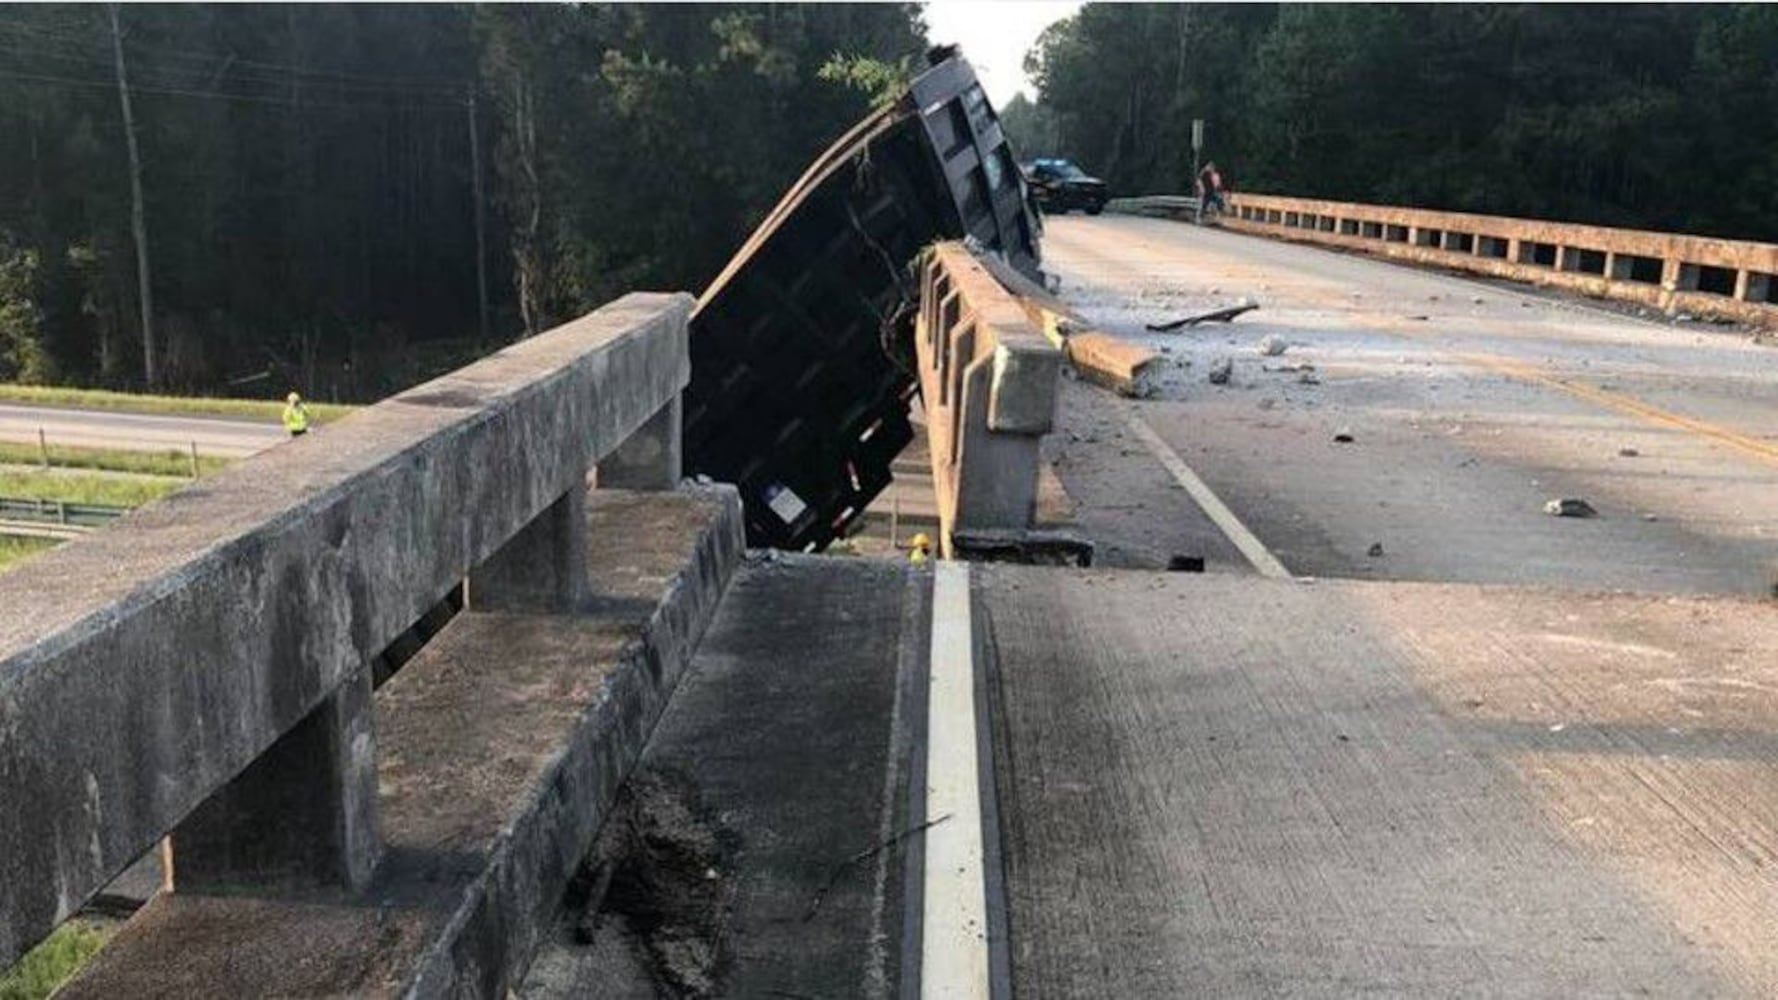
left=0, top=469, right=185, bottom=507
left=0, top=534, right=56, bottom=572
left=0, top=384, right=354, bottom=424
left=0, top=441, right=230, bottom=478
left=0, top=920, right=110, bottom=999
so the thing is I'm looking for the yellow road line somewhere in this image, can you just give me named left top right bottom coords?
left=1463, top=352, right=1778, bottom=469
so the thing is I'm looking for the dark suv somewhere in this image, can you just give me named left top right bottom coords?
left=1022, top=158, right=1108, bottom=215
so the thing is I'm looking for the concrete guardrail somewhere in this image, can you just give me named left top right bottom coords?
left=914, top=243, right=1078, bottom=562
left=0, top=292, right=705, bottom=990
left=1220, top=193, right=1778, bottom=325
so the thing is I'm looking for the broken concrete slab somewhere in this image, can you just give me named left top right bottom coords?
left=1065, top=332, right=1161, bottom=398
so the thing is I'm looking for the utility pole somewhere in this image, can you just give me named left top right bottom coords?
left=109, top=4, right=156, bottom=388
left=467, top=86, right=490, bottom=342
left=1191, top=118, right=1205, bottom=183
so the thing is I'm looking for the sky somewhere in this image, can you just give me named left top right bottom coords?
left=921, top=1, right=1083, bottom=108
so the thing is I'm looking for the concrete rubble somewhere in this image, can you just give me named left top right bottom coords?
left=1544, top=497, right=1599, bottom=518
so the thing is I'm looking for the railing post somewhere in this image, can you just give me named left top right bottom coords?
left=172, top=667, right=380, bottom=893
left=468, top=484, right=592, bottom=613
left=596, top=395, right=683, bottom=491
left=1744, top=271, right=1771, bottom=304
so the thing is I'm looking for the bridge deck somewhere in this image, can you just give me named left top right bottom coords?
left=981, top=565, right=1778, bottom=995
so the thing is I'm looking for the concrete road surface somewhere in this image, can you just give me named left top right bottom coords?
left=521, top=555, right=1778, bottom=997
left=980, top=564, right=1778, bottom=996
left=1040, top=215, right=1778, bottom=596
left=0, top=403, right=284, bottom=458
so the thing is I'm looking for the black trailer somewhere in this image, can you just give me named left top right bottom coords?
left=684, top=55, right=1042, bottom=552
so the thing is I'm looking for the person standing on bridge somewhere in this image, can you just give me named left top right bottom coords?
left=1196, top=160, right=1226, bottom=223
left=282, top=391, right=311, bottom=437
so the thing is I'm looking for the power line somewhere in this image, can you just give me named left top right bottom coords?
left=0, top=15, right=468, bottom=95
left=0, top=41, right=470, bottom=102
left=0, top=67, right=464, bottom=112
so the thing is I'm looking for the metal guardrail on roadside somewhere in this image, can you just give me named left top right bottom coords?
left=0, top=495, right=129, bottom=529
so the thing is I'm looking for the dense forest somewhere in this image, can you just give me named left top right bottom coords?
left=8, top=4, right=1777, bottom=399
left=1006, top=4, right=1778, bottom=245
left=0, top=3, right=923, bottom=396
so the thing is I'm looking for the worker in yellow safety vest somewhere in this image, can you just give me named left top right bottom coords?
left=282, top=392, right=311, bottom=437
left=908, top=531, right=932, bottom=564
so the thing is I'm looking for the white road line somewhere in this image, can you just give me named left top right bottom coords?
left=1126, top=411, right=1293, bottom=579
left=922, top=560, right=989, bottom=1000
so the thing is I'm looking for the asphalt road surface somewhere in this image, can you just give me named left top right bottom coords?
left=1040, top=214, right=1778, bottom=596
left=0, top=403, right=284, bottom=458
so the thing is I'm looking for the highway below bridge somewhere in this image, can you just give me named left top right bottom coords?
left=527, top=218, right=1778, bottom=995
left=10, top=215, right=1778, bottom=998
left=0, top=403, right=284, bottom=458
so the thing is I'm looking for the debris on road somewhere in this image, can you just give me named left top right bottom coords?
left=1332, top=428, right=1355, bottom=443
left=1544, top=497, right=1599, bottom=518
left=1207, top=357, right=1234, bottom=384
left=804, top=814, right=949, bottom=922
left=1298, top=372, right=1321, bottom=385
left=1147, top=299, right=1259, bottom=332
left=1256, top=334, right=1288, bottom=356
left=1366, top=542, right=1385, bottom=558
left=1618, top=447, right=1640, bottom=457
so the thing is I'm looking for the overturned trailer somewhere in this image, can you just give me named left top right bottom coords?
left=684, top=55, right=1042, bottom=551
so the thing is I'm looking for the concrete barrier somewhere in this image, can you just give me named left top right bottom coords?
left=915, top=244, right=1083, bottom=562
left=1217, top=193, right=1778, bottom=326
left=0, top=292, right=693, bottom=973
left=57, top=486, right=745, bottom=998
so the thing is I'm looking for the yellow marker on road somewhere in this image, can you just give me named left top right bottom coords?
left=909, top=531, right=932, bottom=564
